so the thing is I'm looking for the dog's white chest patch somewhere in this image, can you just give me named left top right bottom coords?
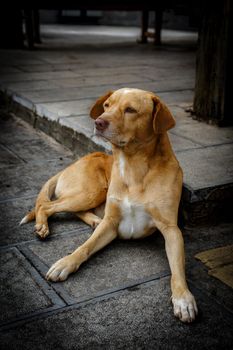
left=118, top=197, right=153, bottom=239
left=119, top=153, right=125, bottom=178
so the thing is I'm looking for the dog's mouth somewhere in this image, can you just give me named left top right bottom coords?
left=94, top=128, right=127, bottom=147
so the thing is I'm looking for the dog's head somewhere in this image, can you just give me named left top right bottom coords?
left=90, top=88, right=175, bottom=147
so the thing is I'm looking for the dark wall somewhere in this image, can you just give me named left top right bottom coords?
left=39, top=9, right=198, bottom=31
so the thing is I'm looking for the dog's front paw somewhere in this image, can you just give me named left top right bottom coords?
left=46, top=255, right=78, bottom=282
left=172, top=290, right=198, bottom=323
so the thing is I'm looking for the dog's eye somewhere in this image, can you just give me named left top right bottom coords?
left=124, top=107, right=137, bottom=114
left=104, top=103, right=109, bottom=108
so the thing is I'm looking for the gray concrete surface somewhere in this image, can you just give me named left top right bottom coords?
left=0, top=106, right=233, bottom=349
left=0, top=25, right=232, bottom=224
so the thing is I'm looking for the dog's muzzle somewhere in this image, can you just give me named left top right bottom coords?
left=95, top=118, right=109, bottom=132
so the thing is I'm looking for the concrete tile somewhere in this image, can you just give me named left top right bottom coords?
left=27, top=231, right=169, bottom=302
left=34, top=104, right=60, bottom=121
left=36, top=99, right=93, bottom=118
left=126, top=78, right=194, bottom=92
left=177, top=144, right=233, bottom=190
left=59, top=115, right=94, bottom=135
left=0, top=144, right=22, bottom=168
left=155, top=89, right=194, bottom=105
left=172, top=121, right=233, bottom=147
left=18, top=83, right=190, bottom=106
left=45, top=74, right=152, bottom=89
left=0, top=248, right=51, bottom=324
left=0, top=70, right=81, bottom=83
left=20, top=86, right=194, bottom=105
left=0, top=276, right=232, bottom=349
left=71, top=65, right=145, bottom=77
left=38, top=54, right=87, bottom=65
left=0, top=113, right=73, bottom=162
left=18, top=63, right=84, bottom=73
left=0, top=158, right=73, bottom=201
left=168, top=132, right=200, bottom=152
left=5, top=138, right=72, bottom=163
left=4, top=80, right=60, bottom=92
left=170, top=105, right=193, bottom=119
left=19, top=86, right=108, bottom=103
left=0, top=113, right=38, bottom=144
left=107, top=84, right=194, bottom=105
left=138, top=68, right=195, bottom=81
left=0, top=196, right=91, bottom=247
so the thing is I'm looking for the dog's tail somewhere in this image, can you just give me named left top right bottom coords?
left=19, top=209, right=35, bottom=225
left=19, top=171, right=61, bottom=226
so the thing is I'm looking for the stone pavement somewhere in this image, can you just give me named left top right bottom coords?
left=0, top=110, right=233, bottom=349
left=0, top=25, right=233, bottom=224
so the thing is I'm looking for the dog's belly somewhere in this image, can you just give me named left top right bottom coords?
left=118, top=197, right=154, bottom=239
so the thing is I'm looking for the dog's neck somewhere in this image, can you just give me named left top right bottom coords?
left=112, top=132, right=173, bottom=160
left=111, top=133, right=174, bottom=182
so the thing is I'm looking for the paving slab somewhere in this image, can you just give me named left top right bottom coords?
left=0, top=70, right=82, bottom=82
left=0, top=196, right=91, bottom=247
left=0, top=113, right=73, bottom=162
left=10, top=85, right=194, bottom=105
left=36, top=99, right=94, bottom=118
left=72, top=66, right=156, bottom=77
left=59, top=114, right=95, bottom=135
left=2, top=80, right=63, bottom=93
left=0, top=247, right=55, bottom=325
left=172, top=121, right=233, bottom=147
left=15, top=86, right=111, bottom=104
left=46, top=73, right=152, bottom=88
left=0, top=158, right=73, bottom=202
left=0, top=144, right=23, bottom=168
left=5, top=136, right=73, bottom=164
left=17, top=63, right=88, bottom=73
left=177, top=143, right=233, bottom=190
left=158, top=89, right=194, bottom=106
left=0, top=112, right=42, bottom=144
left=127, top=78, right=194, bottom=91
left=168, top=132, right=201, bottom=152
left=26, top=231, right=169, bottom=303
left=0, top=277, right=232, bottom=349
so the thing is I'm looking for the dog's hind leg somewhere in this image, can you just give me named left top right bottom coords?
left=35, top=192, right=106, bottom=239
left=33, top=172, right=62, bottom=239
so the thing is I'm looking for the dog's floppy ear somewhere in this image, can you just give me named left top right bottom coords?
left=90, top=91, right=113, bottom=119
left=152, top=95, right=175, bottom=133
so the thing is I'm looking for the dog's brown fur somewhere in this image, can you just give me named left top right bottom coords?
left=21, top=88, right=198, bottom=323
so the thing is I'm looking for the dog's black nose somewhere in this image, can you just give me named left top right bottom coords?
left=95, top=118, right=109, bottom=131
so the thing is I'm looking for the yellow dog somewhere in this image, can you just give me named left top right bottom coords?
left=21, top=88, right=198, bottom=323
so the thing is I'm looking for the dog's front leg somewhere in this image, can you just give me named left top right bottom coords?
left=160, top=225, right=198, bottom=323
left=46, top=218, right=117, bottom=282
